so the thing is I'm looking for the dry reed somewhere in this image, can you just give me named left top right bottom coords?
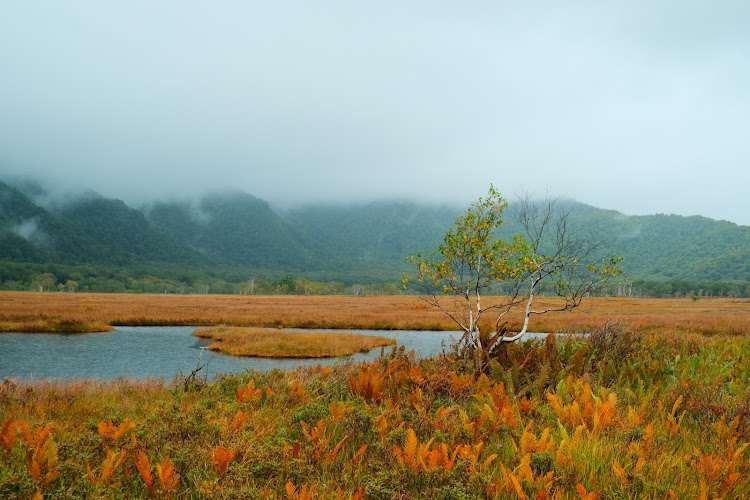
left=193, top=327, right=395, bottom=358
left=0, top=291, right=748, bottom=336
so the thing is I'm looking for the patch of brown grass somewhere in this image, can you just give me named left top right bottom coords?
left=193, top=327, right=396, bottom=358
left=11, top=320, right=114, bottom=334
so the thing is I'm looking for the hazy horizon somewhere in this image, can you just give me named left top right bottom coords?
left=1, top=2, right=749, bottom=225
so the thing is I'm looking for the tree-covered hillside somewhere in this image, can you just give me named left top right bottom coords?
left=145, top=191, right=319, bottom=271
left=561, top=203, right=750, bottom=282
left=0, top=180, right=207, bottom=267
left=287, top=198, right=750, bottom=286
left=283, top=201, right=458, bottom=278
left=0, top=181, right=104, bottom=264
left=57, top=194, right=209, bottom=266
left=1, top=177, right=749, bottom=296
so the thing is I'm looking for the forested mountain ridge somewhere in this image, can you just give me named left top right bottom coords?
left=145, top=191, right=318, bottom=271
left=612, top=214, right=747, bottom=282
left=0, top=180, right=207, bottom=266
left=1, top=177, right=749, bottom=295
left=0, top=181, right=103, bottom=264
left=284, top=199, right=750, bottom=285
left=282, top=201, right=458, bottom=278
left=562, top=203, right=749, bottom=282
left=58, top=194, right=210, bottom=266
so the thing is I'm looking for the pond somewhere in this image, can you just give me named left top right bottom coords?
left=0, top=327, right=554, bottom=381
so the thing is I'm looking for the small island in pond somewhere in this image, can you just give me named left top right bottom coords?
left=193, top=327, right=396, bottom=358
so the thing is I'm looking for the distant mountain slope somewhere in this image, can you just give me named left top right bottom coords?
left=284, top=201, right=458, bottom=275
left=56, top=194, right=209, bottom=266
left=609, top=214, right=748, bottom=282
left=0, top=180, right=93, bottom=263
left=288, top=198, right=750, bottom=283
left=2, top=176, right=749, bottom=286
left=145, top=191, right=318, bottom=270
left=0, top=180, right=208, bottom=266
left=552, top=203, right=750, bottom=282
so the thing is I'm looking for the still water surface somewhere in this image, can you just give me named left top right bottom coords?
left=0, top=327, right=457, bottom=381
left=0, top=327, right=553, bottom=381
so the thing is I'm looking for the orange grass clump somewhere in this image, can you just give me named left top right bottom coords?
left=0, top=291, right=748, bottom=336
left=194, top=327, right=396, bottom=358
left=134, top=449, right=154, bottom=497
left=156, top=455, right=180, bottom=498
left=211, top=445, right=236, bottom=477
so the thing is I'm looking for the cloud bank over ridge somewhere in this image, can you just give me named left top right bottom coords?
left=0, top=1, right=748, bottom=225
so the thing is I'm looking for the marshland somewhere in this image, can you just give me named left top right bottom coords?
left=3, top=1, right=750, bottom=497
left=2, top=291, right=748, bottom=336
left=1, top=292, right=750, bottom=498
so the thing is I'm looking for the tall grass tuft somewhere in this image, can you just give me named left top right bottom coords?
left=194, top=327, right=396, bottom=357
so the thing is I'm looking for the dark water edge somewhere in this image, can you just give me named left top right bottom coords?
left=0, top=327, right=554, bottom=381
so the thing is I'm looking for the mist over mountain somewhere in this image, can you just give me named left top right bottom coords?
left=282, top=201, right=460, bottom=277
left=58, top=193, right=209, bottom=266
left=0, top=179, right=209, bottom=267
left=1, top=176, right=749, bottom=296
left=0, top=180, right=100, bottom=263
left=146, top=191, right=318, bottom=271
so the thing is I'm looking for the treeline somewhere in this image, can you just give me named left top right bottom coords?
left=624, top=278, right=750, bottom=299
left=2, top=262, right=748, bottom=298
left=0, top=262, right=404, bottom=296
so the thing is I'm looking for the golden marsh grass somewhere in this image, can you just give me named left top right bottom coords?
left=0, top=291, right=748, bottom=336
left=194, top=327, right=396, bottom=358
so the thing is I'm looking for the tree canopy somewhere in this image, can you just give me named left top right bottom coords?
left=406, top=186, right=622, bottom=371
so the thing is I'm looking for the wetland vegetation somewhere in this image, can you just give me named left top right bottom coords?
left=2, top=321, right=750, bottom=498
left=193, top=327, right=396, bottom=358
left=1, top=292, right=748, bottom=336
left=2, top=289, right=750, bottom=498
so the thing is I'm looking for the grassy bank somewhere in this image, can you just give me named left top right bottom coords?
left=2, top=325, right=749, bottom=498
left=194, top=327, right=396, bottom=358
left=1, top=291, right=749, bottom=335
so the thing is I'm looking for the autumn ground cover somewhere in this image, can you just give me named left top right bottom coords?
left=2, top=292, right=750, bottom=497
left=194, top=327, right=396, bottom=358
left=2, top=324, right=750, bottom=498
left=1, top=291, right=748, bottom=336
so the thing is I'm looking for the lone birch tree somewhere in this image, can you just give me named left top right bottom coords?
left=405, top=186, right=622, bottom=372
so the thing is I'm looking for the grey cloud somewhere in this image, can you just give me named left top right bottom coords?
left=12, top=218, right=48, bottom=246
left=0, top=1, right=748, bottom=225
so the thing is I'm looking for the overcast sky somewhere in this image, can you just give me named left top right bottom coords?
left=1, top=1, right=748, bottom=225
